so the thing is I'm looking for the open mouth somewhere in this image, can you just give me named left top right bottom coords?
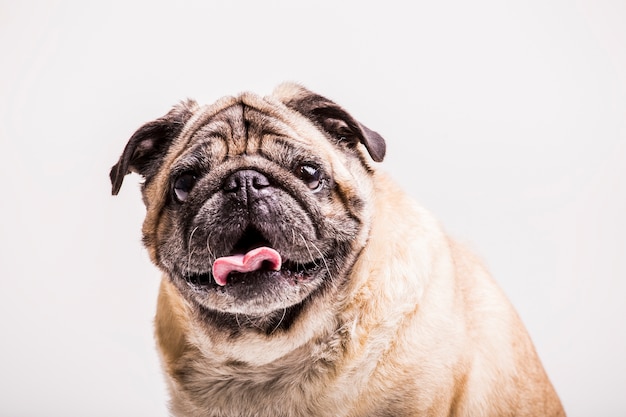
left=183, top=227, right=323, bottom=287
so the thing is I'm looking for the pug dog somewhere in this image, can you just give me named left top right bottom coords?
left=110, top=83, right=565, bottom=417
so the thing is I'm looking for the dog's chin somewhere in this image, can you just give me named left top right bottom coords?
left=179, top=260, right=327, bottom=317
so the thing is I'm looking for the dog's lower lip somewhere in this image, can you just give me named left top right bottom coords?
left=183, top=259, right=321, bottom=288
left=185, top=272, right=213, bottom=286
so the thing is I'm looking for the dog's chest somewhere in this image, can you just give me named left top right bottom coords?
left=168, top=312, right=364, bottom=416
left=172, top=348, right=349, bottom=417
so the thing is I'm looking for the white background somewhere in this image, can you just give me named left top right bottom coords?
left=1, top=1, right=624, bottom=416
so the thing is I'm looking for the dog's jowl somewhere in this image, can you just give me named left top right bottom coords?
left=110, top=83, right=565, bottom=417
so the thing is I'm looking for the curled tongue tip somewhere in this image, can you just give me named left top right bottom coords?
left=212, top=247, right=282, bottom=286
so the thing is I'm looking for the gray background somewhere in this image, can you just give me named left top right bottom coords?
left=1, top=1, right=624, bottom=416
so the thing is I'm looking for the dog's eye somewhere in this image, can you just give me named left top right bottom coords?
left=298, top=164, right=323, bottom=192
left=173, top=173, right=197, bottom=202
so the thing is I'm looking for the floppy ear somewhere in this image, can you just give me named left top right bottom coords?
left=277, top=84, right=386, bottom=162
left=109, top=100, right=197, bottom=195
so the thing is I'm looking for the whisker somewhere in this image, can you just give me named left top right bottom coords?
left=270, top=308, right=287, bottom=335
left=245, top=314, right=264, bottom=331
left=206, top=232, right=215, bottom=260
left=308, top=240, right=331, bottom=280
left=187, top=226, right=199, bottom=272
left=299, top=234, right=319, bottom=268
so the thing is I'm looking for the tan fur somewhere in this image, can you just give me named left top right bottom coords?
left=153, top=172, right=564, bottom=416
left=116, top=83, right=565, bottom=416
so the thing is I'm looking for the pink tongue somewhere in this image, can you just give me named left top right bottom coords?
left=212, top=247, right=282, bottom=286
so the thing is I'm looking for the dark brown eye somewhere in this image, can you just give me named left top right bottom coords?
left=173, top=173, right=197, bottom=202
left=298, top=164, right=323, bottom=192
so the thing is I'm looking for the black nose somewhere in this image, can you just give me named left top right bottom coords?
left=223, top=170, right=271, bottom=201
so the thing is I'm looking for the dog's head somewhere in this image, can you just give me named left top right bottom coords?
left=110, top=83, right=385, bottom=330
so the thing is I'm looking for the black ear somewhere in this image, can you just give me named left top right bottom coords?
left=109, top=100, right=197, bottom=195
left=279, top=86, right=386, bottom=162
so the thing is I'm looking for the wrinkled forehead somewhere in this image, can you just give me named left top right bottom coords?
left=176, top=92, right=330, bottom=157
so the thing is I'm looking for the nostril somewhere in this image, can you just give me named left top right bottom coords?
left=223, top=173, right=241, bottom=192
left=250, top=172, right=270, bottom=189
left=224, top=170, right=270, bottom=193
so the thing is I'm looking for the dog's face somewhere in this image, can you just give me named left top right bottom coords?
left=110, top=84, right=385, bottom=329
